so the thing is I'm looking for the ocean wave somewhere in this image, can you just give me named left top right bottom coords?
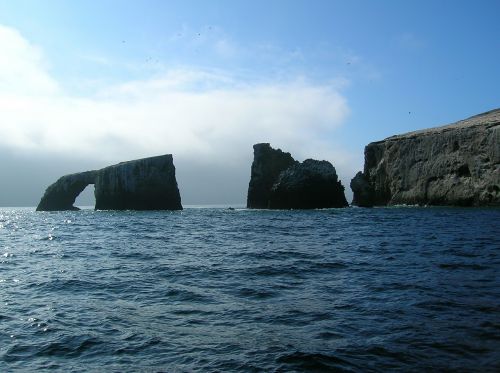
left=0, top=207, right=498, bottom=371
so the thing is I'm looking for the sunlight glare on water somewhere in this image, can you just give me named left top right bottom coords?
left=0, top=207, right=499, bottom=371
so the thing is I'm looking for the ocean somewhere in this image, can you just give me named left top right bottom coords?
left=1, top=206, right=499, bottom=372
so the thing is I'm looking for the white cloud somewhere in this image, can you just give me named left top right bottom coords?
left=0, top=25, right=59, bottom=95
left=0, top=24, right=354, bottom=188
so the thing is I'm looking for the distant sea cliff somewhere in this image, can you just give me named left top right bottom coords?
left=351, top=109, right=500, bottom=207
left=35, top=109, right=499, bottom=210
left=36, top=155, right=182, bottom=211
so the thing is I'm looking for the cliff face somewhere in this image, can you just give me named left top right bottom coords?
left=94, top=155, right=182, bottom=210
left=247, top=143, right=348, bottom=209
left=37, top=155, right=182, bottom=211
left=247, top=143, right=297, bottom=208
left=351, top=109, right=500, bottom=207
left=269, top=159, right=348, bottom=209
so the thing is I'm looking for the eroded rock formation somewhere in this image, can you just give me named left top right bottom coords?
left=247, top=143, right=348, bottom=209
left=350, top=172, right=375, bottom=207
left=36, top=155, right=182, bottom=211
left=269, top=159, right=348, bottom=209
left=36, top=171, right=98, bottom=211
left=247, top=143, right=297, bottom=208
left=351, top=109, right=500, bottom=207
left=94, top=155, right=182, bottom=210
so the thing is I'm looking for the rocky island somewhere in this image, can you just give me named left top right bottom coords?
left=36, top=155, right=182, bottom=211
left=351, top=109, right=500, bottom=207
left=247, top=143, right=348, bottom=209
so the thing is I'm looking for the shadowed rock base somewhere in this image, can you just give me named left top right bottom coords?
left=36, top=155, right=182, bottom=211
left=35, top=171, right=98, bottom=211
left=247, top=143, right=348, bottom=209
left=269, top=159, right=348, bottom=209
left=247, top=143, right=297, bottom=208
left=351, top=109, right=500, bottom=207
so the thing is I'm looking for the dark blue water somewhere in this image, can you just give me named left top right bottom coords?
left=1, top=207, right=499, bottom=372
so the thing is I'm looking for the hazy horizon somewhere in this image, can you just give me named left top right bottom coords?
left=1, top=0, right=498, bottom=207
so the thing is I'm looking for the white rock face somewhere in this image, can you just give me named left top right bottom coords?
left=351, top=109, right=500, bottom=207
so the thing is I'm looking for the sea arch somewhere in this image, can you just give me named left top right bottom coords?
left=36, top=155, right=183, bottom=211
left=36, top=171, right=97, bottom=211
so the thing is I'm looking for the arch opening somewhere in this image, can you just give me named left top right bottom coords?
left=75, top=183, right=96, bottom=209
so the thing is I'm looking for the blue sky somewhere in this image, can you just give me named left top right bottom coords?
left=0, top=0, right=499, bottom=205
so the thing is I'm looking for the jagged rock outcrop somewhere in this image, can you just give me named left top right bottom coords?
left=247, top=143, right=297, bottom=208
left=247, top=143, right=348, bottom=209
left=36, top=155, right=182, bottom=211
left=350, top=172, right=375, bottom=207
left=351, top=109, right=500, bottom=207
left=269, top=159, right=348, bottom=209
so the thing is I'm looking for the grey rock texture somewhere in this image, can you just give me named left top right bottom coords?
left=269, top=159, right=348, bottom=209
left=351, top=109, right=500, bottom=207
left=94, top=155, right=182, bottom=210
left=247, top=143, right=297, bottom=208
left=36, top=155, right=182, bottom=211
left=247, top=143, right=348, bottom=209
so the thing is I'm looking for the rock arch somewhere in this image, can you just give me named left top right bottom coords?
left=36, top=171, right=97, bottom=211
left=36, top=155, right=182, bottom=211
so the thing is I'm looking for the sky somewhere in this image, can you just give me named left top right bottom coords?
left=0, top=0, right=499, bottom=206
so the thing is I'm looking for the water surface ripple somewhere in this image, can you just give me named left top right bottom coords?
left=0, top=207, right=499, bottom=372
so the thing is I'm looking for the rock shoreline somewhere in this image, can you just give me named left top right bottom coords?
left=36, top=109, right=499, bottom=210
left=350, top=109, right=500, bottom=207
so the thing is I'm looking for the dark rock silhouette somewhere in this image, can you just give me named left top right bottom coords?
left=269, top=159, right=348, bottom=209
left=36, top=155, right=182, bottom=211
left=247, top=143, right=297, bottom=208
left=247, top=143, right=348, bottom=209
left=94, top=155, right=182, bottom=210
left=350, top=172, right=375, bottom=207
left=351, top=109, right=500, bottom=207
left=36, top=171, right=98, bottom=211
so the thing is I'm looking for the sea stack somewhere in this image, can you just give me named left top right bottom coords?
left=247, top=143, right=297, bottom=208
left=351, top=109, right=500, bottom=207
left=36, top=154, right=182, bottom=211
left=269, top=159, right=349, bottom=209
left=247, top=143, right=348, bottom=209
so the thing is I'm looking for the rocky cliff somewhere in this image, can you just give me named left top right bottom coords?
left=269, top=159, right=348, bottom=209
left=351, top=109, right=500, bottom=207
left=247, top=143, right=297, bottom=208
left=247, top=143, right=348, bottom=209
left=94, top=155, right=182, bottom=210
left=36, top=155, right=182, bottom=211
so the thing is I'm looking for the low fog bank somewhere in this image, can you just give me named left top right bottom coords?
left=1, top=150, right=354, bottom=207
